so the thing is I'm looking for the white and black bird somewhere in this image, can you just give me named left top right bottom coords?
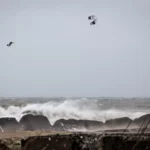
left=7, top=41, right=14, bottom=47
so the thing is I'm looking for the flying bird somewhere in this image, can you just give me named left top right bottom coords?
left=7, top=41, right=14, bottom=47
left=88, top=15, right=97, bottom=25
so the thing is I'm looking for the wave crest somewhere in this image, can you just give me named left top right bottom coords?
left=0, top=99, right=148, bottom=125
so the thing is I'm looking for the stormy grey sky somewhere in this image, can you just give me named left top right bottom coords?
left=0, top=0, right=150, bottom=97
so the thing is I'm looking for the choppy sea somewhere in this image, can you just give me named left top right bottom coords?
left=0, top=97, right=150, bottom=125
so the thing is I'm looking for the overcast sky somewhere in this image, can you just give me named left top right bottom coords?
left=0, top=0, right=150, bottom=97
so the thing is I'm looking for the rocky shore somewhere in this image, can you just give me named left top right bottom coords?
left=0, top=114, right=150, bottom=149
left=0, top=114, right=150, bottom=132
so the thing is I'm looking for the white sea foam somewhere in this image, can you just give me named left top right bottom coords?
left=0, top=98, right=149, bottom=125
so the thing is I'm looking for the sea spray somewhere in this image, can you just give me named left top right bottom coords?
left=0, top=98, right=149, bottom=125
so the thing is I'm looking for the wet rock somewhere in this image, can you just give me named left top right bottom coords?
left=21, top=134, right=101, bottom=150
left=53, top=119, right=103, bottom=131
left=21, top=134, right=150, bottom=150
left=21, top=135, right=73, bottom=150
left=102, top=135, right=150, bottom=150
left=0, top=141, right=9, bottom=150
left=0, top=118, right=19, bottom=132
left=133, top=114, right=150, bottom=129
left=105, top=117, right=132, bottom=129
left=19, top=114, right=51, bottom=131
left=53, top=119, right=79, bottom=131
left=0, top=138, right=21, bottom=150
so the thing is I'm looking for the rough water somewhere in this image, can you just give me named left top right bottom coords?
left=0, top=97, right=150, bottom=125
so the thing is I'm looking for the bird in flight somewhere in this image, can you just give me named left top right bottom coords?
left=88, top=15, right=97, bottom=25
left=7, top=41, right=14, bottom=47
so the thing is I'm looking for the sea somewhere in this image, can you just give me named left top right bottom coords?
left=0, top=97, right=150, bottom=125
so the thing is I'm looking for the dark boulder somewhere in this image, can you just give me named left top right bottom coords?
left=19, top=114, right=51, bottom=131
left=53, top=119, right=78, bottom=131
left=21, top=134, right=101, bottom=150
left=22, top=134, right=150, bottom=150
left=132, top=114, right=150, bottom=129
left=0, top=118, right=19, bottom=132
left=0, top=139, right=21, bottom=150
left=53, top=119, right=103, bottom=131
left=105, top=117, right=132, bottom=129
left=0, top=141, right=9, bottom=150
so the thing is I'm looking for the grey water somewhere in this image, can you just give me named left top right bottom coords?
left=0, top=97, right=150, bottom=125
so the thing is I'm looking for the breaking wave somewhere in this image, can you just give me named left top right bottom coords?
left=0, top=98, right=149, bottom=125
